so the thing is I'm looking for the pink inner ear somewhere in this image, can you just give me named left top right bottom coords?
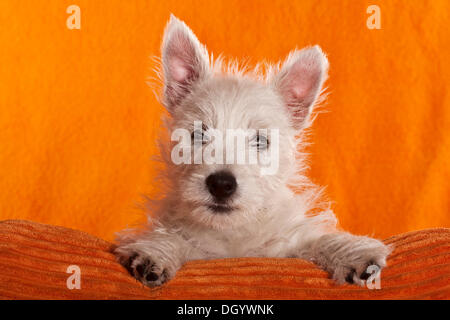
left=278, top=63, right=323, bottom=123
left=291, top=75, right=313, bottom=100
left=170, top=57, right=190, bottom=82
left=162, top=17, right=209, bottom=109
left=288, top=62, right=320, bottom=103
left=166, top=31, right=198, bottom=84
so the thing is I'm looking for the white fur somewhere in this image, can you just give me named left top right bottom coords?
left=114, top=15, right=391, bottom=287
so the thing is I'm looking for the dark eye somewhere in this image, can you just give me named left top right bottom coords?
left=191, top=129, right=208, bottom=145
left=254, top=134, right=269, bottom=150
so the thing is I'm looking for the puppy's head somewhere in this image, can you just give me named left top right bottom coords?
left=159, top=15, right=328, bottom=229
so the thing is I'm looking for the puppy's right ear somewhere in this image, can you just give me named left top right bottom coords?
left=161, top=15, right=209, bottom=111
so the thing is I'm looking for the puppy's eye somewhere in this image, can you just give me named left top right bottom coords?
left=253, top=134, right=269, bottom=150
left=191, top=130, right=208, bottom=145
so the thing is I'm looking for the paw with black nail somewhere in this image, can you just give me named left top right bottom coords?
left=326, top=237, right=391, bottom=286
left=117, top=251, right=171, bottom=287
left=343, top=261, right=381, bottom=285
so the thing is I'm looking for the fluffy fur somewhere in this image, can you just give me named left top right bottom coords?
left=114, top=15, right=391, bottom=287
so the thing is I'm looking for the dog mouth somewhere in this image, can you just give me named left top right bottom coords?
left=207, top=204, right=235, bottom=214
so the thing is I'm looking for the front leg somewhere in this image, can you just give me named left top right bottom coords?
left=300, top=232, right=392, bottom=285
left=114, top=229, right=195, bottom=287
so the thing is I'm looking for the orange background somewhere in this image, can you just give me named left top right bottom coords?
left=0, top=0, right=449, bottom=241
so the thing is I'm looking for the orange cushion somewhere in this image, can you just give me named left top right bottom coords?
left=0, top=220, right=448, bottom=299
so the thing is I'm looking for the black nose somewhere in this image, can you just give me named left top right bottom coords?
left=205, top=171, right=237, bottom=202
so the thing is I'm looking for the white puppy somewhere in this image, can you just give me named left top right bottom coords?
left=114, top=15, right=391, bottom=287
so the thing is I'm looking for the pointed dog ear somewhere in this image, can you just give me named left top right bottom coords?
left=161, top=15, right=210, bottom=111
left=273, top=46, right=328, bottom=128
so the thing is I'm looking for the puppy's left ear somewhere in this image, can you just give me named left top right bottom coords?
left=273, top=46, right=328, bottom=128
left=161, top=15, right=210, bottom=111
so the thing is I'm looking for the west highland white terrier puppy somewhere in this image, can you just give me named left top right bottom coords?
left=114, top=15, right=391, bottom=288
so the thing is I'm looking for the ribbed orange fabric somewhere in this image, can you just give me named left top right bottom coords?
left=0, top=220, right=448, bottom=299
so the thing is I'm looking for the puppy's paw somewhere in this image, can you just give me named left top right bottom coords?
left=116, top=251, right=171, bottom=287
left=331, top=238, right=391, bottom=286
left=334, top=260, right=383, bottom=286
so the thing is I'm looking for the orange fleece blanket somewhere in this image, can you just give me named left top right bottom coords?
left=0, top=220, right=448, bottom=299
left=0, top=1, right=449, bottom=242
